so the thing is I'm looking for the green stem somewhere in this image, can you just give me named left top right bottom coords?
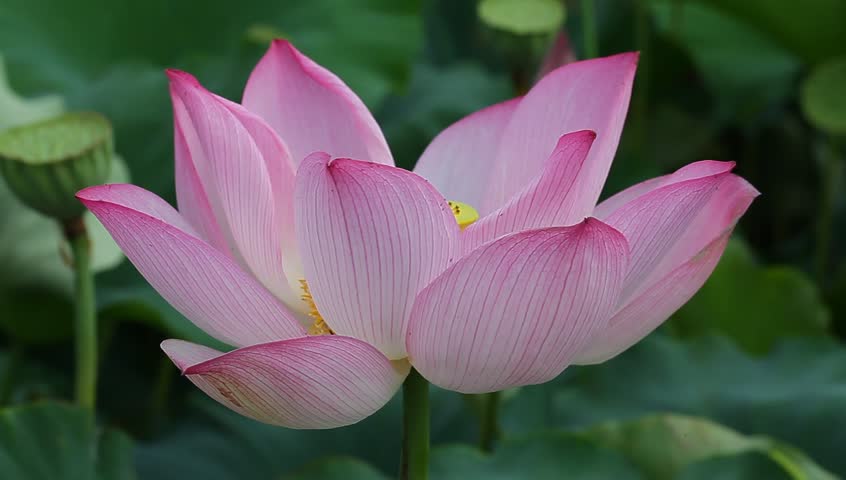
left=400, top=369, right=429, bottom=480
left=816, top=136, right=843, bottom=287
left=65, top=217, right=97, bottom=411
left=478, top=391, right=501, bottom=452
left=580, top=0, right=598, bottom=58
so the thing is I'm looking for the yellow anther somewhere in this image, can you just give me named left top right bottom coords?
left=448, top=200, right=479, bottom=230
left=299, top=279, right=334, bottom=335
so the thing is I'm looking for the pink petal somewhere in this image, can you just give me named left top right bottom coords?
left=243, top=40, right=393, bottom=166
left=295, top=153, right=459, bottom=359
left=78, top=184, right=306, bottom=347
left=162, top=336, right=409, bottom=429
left=485, top=53, right=638, bottom=215
left=576, top=172, right=759, bottom=364
left=406, top=220, right=629, bottom=393
left=596, top=161, right=741, bottom=301
left=413, top=98, right=521, bottom=214
left=173, top=115, right=230, bottom=254
left=462, top=130, right=595, bottom=252
left=576, top=232, right=731, bottom=364
left=169, top=71, right=300, bottom=309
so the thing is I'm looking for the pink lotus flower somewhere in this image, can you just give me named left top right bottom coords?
left=78, top=40, right=757, bottom=429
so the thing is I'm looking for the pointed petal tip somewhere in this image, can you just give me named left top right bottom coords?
left=165, top=69, right=200, bottom=87
left=75, top=183, right=136, bottom=204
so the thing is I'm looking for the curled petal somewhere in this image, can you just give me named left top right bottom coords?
left=485, top=53, right=638, bottom=214
left=296, top=153, right=459, bottom=359
left=78, top=184, right=306, bottom=347
left=407, top=220, right=629, bottom=393
left=168, top=71, right=299, bottom=308
left=462, top=130, right=595, bottom=252
left=577, top=172, right=759, bottom=363
left=413, top=98, right=521, bottom=214
left=162, top=336, right=409, bottom=429
left=243, top=40, right=392, bottom=166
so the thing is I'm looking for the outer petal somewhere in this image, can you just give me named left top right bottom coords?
left=78, top=184, right=306, bottom=347
left=169, top=71, right=298, bottom=308
left=243, top=40, right=393, bottom=166
left=576, top=233, right=730, bottom=364
left=162, top=336, right=409, bottom=429
left=296, top=154, right=459, bottom=359
left=462, top=130, right=595, bottom=252
left=406, top=220, right=629, bottom=393
left=596, top=161, right=738, bottom=301
left=413, top=98, right=521, bottom=213
left=485, top=53, right=638, bottom=215
left=576, top=172, right=759, bottom=364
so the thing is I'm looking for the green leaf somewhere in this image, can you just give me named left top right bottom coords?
left=0, top=402, right=136, bottom=480
left=431, top=433, right=642, bottom=479
left=284, top=458, right=388, bottom=480
left=136, top=387, right=478, bottom=480
left=678, top=452, right=793, bottom=480
left=671, top=239, right=830, bottom=353
left=477, top=0, right=565, bottom=35
left=801, top=56, right=846, bottom=135
left=0, top=55, right=63, bottom=131
left=650, top=0, right=800, bottom=119
left=702, top=0, right=846, bottom=64
left=501, top=335, right=846, bottom=475
left=582, top=414, right=836, bottom=479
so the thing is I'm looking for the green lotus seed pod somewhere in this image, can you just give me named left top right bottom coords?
left=0, top=112, right=113, bottom=221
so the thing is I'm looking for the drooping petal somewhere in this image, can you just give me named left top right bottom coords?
left=595, top=161, right=739, bottom=301
left=485, top=53, right=638, bottom=215
left=593, top=160, right=735, bottom=219
left=161, top=336, right=409, bottom=429
left=462, top=130, right=595, bottom=252
left=576, top=232, right=730, bottom=364
left=407, top=220, right=629, bottom=393
left=296, top=153, right=459, bottom=359
left=413, top=98, right=521, bottom=213
left=168, top=70, right=299, bottom=308
left=243, top=40, right=393, bottom=166
left=575, top=172, right=759, bottom=364
left=78, top=184, right=306, bottom=347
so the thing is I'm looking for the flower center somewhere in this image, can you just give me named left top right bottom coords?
left=448, top=200, right=479, bottom=230
left=300, top=279, right=333, bottom=335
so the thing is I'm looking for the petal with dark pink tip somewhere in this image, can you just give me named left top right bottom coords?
left=169, top=71, right=300, bottom=308
left=406, top=220, right=629, bottom=393
left=162, top=336, right=409, bottom=429
left=576, top=170, right=759, bottom=364
left=485, top=53, right=638, bottom=214
left=78, top=184, right=306, bottom=347
left=243, top=40, right=392, bottom=166
left=462, top=130, right=595, bottom=252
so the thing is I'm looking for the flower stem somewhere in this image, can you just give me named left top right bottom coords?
left=64, top=217, right=97, bottom=411
left=580, top=0, right=598, bottom=58
left=478, top=391, right=501, bottom=452
left=400, top=369, right=429, bottom=480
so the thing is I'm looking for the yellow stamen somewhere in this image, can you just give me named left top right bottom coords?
left=448, top=200, right=479, bottom=230
left=300, top=279, right=333, bottom=335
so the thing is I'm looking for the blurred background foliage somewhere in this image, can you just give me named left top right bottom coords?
left=0, top=0, right=845, bottom=478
